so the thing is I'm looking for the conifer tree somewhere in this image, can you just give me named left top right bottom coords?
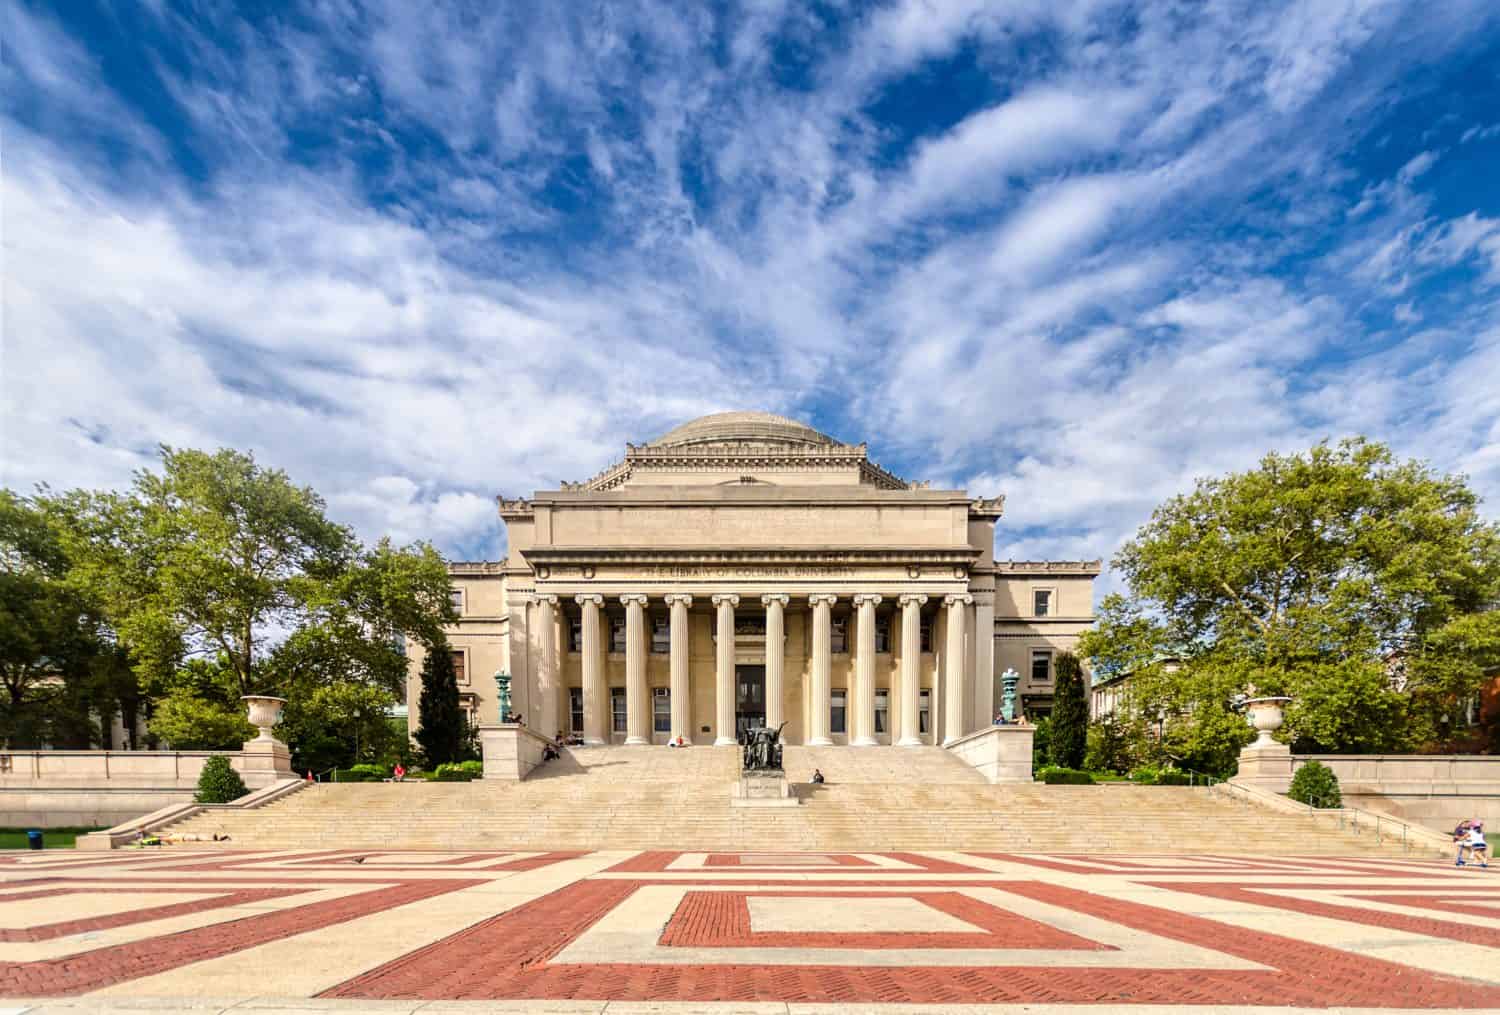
left=1049, top=651, right=1088, bottom=770
left=415, top=639, right=465, bottom=767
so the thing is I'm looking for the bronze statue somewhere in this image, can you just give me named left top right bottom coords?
left=740, top=722, right=787, bottom=772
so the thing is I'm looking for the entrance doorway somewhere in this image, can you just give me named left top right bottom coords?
left=735, top=664, right=766, bottom=738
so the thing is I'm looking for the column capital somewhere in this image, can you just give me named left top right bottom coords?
left=944, top=593, right=974, bottom=608
left=898, top=593, right=928, bottom=607
left=575, top=593, right=605, bottom=607
left=618, top=593, right=649, bottom=607
left=711, top=593, right=740, bottom=607
left=537, top=594, right=560, bottom=606
left=663, top=593, right=694, bottom=607
left=852, top=593, right=883, bottom=607
left=761, top=593, right=790, bottom=607
left=808, top=593, right=839, bottom=607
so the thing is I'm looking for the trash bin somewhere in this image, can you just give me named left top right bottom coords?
left=26, top=829, right=43, bottom=850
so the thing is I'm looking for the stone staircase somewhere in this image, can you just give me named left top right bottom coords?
left=161, top=745, right=1434, bottom=855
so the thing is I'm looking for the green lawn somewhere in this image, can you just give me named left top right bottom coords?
left=0, top=826, right=103, bottom=850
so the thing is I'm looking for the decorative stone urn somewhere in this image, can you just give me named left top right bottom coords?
left=1244, top=696, right=1292, bottom=747
left=240, top=695, right=286, bottom=741
left=1233, top=696, right=1294, bottom=794
left=237, top=695, right=293, bottom=785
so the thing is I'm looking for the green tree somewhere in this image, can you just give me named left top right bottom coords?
left=415, top=639, right=466, bottom=767
left=54, top=447, right=455, bottom=749
left=0, top=491, right=129, bottom=747
left=1080, top=439, right=1500, bottom=754
left=1049, top=651, right=1088, bottom=769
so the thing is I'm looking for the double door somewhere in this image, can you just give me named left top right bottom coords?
left=735, top=664, right=766, bottom=738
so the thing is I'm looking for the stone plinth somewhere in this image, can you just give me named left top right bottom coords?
left=236, top=737, right=294, bottom=788
left=943, top=725, right=1035, bottom=783
left=1233, top=742, right=1294, bottom=795
left=731, top=771, right=798, bottom=807
left=480, top=724, right=554, bottom=780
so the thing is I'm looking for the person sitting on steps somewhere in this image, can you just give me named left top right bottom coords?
left=811, top=768, right=825, bottom=784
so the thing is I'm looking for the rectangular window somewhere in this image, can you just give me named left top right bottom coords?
left=830, top=617, right=848, bottom=654
left=918, top=689, right=931, bottom=734
left=1031, top=649, right=1053, bottom=683
left=610, top=687, right=627, bottom=733
left=569, top=618, right=583, bottom=653
left=874, top=616, right=891, bottom=653
left=449, top=588, right=464, bottom=612
left=874, top=688, right=889, bottom=734
left=920, top=619, right=933, bottom=652
left=450, top=650, right=467, bottom=685
left=651, top=616, right=670, bottom=654
left=569, top=688, right=583, bottom=733
left=610, top=616, right=627, bottom=654
left=830, top=689, right=848, bottom=734
left=1034, top=589, right=1052, bottom=616
left=653, top=687, right=671, bottom=732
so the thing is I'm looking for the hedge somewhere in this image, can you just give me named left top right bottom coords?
left=1038, top=766, right=1096, bottom=785
left=195, top=755, right=249, bottom=803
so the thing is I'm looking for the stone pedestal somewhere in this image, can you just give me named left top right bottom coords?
left=1233, top=742, right=1294, bottom=794
left=731, top=771, right=798, bottom=807
left=480, top=724, right=553, bottom=781
left=943, top=725, right=1035, bottom=783
left=236, top=737, right=293, bottom=789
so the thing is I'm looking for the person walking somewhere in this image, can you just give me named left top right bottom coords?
left=1454, top=819, right=1472, bottom=866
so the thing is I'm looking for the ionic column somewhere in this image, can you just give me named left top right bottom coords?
left=536, top=595, right=560, bottom=738
left=851, top=594, right=882, bottom=746
left=897, top=594, right=927, bottom=746
left=664, top=594, right=693, bottom=743
left=943, top=594, right=973, bottom=746
left=621, top=594, right=649, bottom=745
left=576, top=594, right=606, bottom=745
left=712, top=594, right=739, bottom=746
left=806, top=594, right=837, bottom=745
left=762, top=594, right=789, bottom=730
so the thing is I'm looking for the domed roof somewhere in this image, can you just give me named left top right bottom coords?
left=647, top=411, right=839, bottom=449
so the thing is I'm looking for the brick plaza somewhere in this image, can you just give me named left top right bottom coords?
left=1, top=848, right=1497, bottom=1012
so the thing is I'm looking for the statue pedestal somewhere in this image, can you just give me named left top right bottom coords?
left=731, top=771, right=798, bottom=807
left=237, top=736, right=294, bottom=789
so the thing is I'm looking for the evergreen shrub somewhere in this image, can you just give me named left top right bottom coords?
left=195, top=755, right=249, bottom=803
left=1288, top=760, right=1342, bottom=808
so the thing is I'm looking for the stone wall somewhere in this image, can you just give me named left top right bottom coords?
left=0, top=748, right=291, bottom=828
left=1292, top=754, right=1500, bottom=833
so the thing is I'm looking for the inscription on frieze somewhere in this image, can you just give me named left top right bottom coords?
left=637, top=564, right=859, bottom=579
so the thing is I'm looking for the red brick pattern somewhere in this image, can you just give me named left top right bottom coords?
left=3, top=849, right=1497, bottom=1006
left=659, top=888, right=1109, bottom=950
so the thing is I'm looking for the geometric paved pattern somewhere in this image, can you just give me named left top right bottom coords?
left=1, top=848, right=1498, bottom=1011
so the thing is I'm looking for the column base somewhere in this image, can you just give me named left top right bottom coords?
left=624, top=736, right=649, bottom=746
left=713, top=735, right=737, bottom=747
left=896, top=735, right=924, bottom=747
left=805, top=736, right=833, bottom=747
left=851, top=736, right=878, bottom=747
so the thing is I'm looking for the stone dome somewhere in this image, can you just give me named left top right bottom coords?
left=647, top=411, right=839, bottom=449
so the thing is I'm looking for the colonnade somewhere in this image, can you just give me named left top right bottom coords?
left=532, top=592, right=976, bottom=747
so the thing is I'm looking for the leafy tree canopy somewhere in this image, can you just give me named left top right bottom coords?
left=1080, top=439, right=1500, bottom=753
left=53, top=447, right=455, bottom=703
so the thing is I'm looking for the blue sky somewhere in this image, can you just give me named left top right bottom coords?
left=4, top=1, right=1499, bottom=586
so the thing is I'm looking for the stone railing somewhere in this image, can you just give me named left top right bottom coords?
left=478, top=724, right=557, bottom=780
left=1291, top=754, right=1500, bottom=834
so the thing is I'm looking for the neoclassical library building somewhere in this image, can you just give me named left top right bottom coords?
left=408, top=412, right=1098, bottom=747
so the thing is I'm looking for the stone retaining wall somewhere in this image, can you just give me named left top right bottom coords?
left=1292, top=754, right=1500, bottom=833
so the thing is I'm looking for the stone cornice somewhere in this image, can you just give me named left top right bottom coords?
left=558, top=442, right=921, bottom=492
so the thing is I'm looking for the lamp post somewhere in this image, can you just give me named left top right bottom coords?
left=1000, top=668, right=1019, bottom=722
left=494, top=670, right=512, bottom=724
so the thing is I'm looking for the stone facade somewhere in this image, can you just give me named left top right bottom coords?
left=407, top=412, right=1099, bottom=747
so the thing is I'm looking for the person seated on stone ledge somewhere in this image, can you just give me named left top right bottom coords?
left=811, top=768, right=825, bottom=784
